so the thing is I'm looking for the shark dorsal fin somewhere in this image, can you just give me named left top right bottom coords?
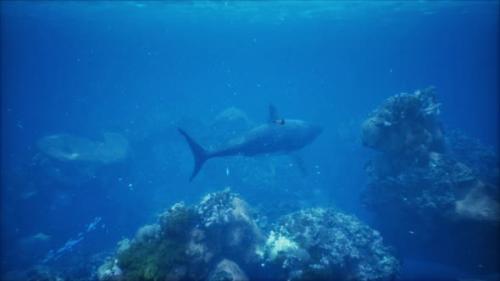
left=268, top=104, right=280, bottom=123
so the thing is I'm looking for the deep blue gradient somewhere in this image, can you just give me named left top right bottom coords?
left=1, top=1, right=498, bottom=279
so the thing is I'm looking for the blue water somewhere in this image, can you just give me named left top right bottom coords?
left=1, top=1, right=498, bottom=280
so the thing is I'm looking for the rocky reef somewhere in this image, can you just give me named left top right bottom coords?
left=362, top=87, right=445, bottom=170
left=259, top=208, right=399, bottom=281
left=361, top=87, right=499, bottom=274
left=97, top=189, right=399, bottom=281
left=97, top=189, right=263, bottom=281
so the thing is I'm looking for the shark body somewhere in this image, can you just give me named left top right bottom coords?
left=178, top=105, right=322, bottom=181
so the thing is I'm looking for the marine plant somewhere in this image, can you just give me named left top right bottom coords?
left=116, top=203, right=198, bottom=281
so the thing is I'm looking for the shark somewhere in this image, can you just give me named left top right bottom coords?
left=178, top=105, right=322, bottom=181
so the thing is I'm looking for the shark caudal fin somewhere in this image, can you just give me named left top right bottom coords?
left=177, top=128, right=209, bottom=181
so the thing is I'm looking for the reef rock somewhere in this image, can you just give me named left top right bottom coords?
left=98, top=189, right=259, bottom=281
left=98, top=189, right=398, bottom=281
left=207, top=259, right=249, bottom=281
left=195, top=188, right=263, bottom=263
left=455, top=182, right=500, bottom=222
left=259, top=208, right=399, bottom=281
left=97, top=258, right=123, bottom=281
left=446, top=130, right=500, bottom=185
left=362, top=87, right=444, bottom=167
left=361, top=88, right=500, bottom=274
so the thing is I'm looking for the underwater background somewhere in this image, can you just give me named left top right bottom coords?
left=1, top=1, right=498, bottom=281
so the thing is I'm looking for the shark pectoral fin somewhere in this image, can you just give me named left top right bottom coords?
left=290, top=153, right=307, bottom=176
left=268, top=104, right=280, bottom=123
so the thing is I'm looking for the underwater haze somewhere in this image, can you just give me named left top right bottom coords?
left=1, top=1, right=499, bottom=281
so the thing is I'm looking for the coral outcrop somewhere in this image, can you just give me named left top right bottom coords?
left=361, top=87, right=499, bottom=274
left=362, top=87, right=445, bottom=170
left=194, top=189, right=263, bottom=265
left=260, top=208, right=399, bottom=281
left=98, top=189, right=399, bottom=281
left=207, top=259, right=249, bottom=281
left=98, top=189, right=262, bottom=281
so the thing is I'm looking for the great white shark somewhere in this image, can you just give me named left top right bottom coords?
left=178, top=105, right=322, bottom=181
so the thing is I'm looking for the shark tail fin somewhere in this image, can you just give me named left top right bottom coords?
left=177, top=128, right=209, bottom=181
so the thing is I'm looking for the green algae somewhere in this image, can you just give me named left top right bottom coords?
left=162, top=205, right=197, bottom=241
left=118, top=239, right=188, bottom=281
left=117, top=206, right=198, bottom=281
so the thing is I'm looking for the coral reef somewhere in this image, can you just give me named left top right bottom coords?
left=97, top=258, right=123, bottom=281
left=207, top=259, right=248, bottom=281
left=260, top=208, right=399, bottom=281
left=361, top=87, right=500, bottom=274
left=99, top=189, right=262, bottom=281
left=446, top=130, right=499, bottom=185
left=115, top=202, right=196, bottom=281
left=362, top=87, right=445, bottom=169
left=98, top=189, right=398, bottom=281
left=193, top=189, right=263, bottom=265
